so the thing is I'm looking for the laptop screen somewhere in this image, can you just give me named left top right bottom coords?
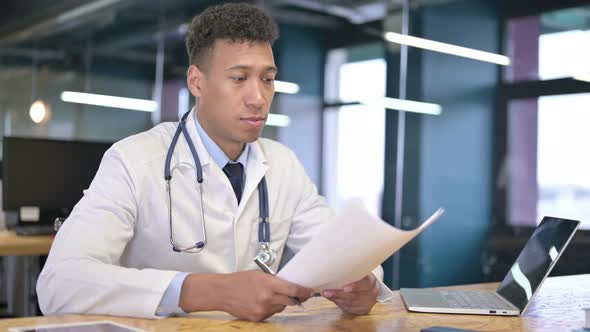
left=496, top=217, right=579, bottom=310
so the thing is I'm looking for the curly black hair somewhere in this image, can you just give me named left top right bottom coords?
left=185, top=3, right=279, bottom=68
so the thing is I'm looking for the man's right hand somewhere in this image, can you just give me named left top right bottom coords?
left=179, top=271, right=313, bottom=321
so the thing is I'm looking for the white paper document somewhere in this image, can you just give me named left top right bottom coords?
left=277, top=200, right=445, bottom=291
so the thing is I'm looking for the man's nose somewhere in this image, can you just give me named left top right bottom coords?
left=245, top=80, right=267, bottom=108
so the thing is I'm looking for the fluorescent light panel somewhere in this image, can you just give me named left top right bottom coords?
left=61, top=91, right=158, bottom=112
left=266, top=114, right=291, bottom=127
left=384, top=31, right=510, bottom=66
left=274, top=80, right=300, bottom=94
left=61, top=90, right=291, bottom=127
left=361, top=97, right=442, bottom=115
left=63, top=80, right=299, bottom=114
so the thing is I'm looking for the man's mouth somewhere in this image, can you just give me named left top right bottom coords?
left=241, top=116, right=266, bottom=128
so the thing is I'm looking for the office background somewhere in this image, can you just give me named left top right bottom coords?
left=0, top=0, right=589, bottom=317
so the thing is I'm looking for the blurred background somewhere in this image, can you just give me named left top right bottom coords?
left=0, top=0, right=589, bottom=317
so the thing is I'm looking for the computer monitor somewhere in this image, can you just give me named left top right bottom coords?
left=2, top=137, right=112, bottom=222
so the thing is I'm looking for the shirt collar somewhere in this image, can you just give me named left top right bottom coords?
left=193, top=108, right=250, bottom=169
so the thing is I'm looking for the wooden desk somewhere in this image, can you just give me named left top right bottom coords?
left=1, top=274, right=588, bottom=331
left=0, top=230, right=53, bottom=256
left=0, top=230, right=54, bottom=317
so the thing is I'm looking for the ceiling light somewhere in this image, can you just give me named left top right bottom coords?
left=266, top=114, right=291, bottom=127
left=29, top=100, right=52, bottom=123
left=274, top=80, right=300, bottom=94
left=384, top=31, right=510, bottom=66
left=61, top=91, right=292, bottom=126
left=61, top=91, right=158, bottom=112
left=360, top=97, right=442, bottom=115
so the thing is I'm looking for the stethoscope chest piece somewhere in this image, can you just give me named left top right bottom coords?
left=256, top=242, right=276, bottom=266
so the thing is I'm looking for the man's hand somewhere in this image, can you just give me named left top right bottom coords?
left=321, top=274, right=378, bottom=315
left=179, top=271, right=312, bottom=322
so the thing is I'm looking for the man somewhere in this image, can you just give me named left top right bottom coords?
left=37, top=3, right=392, bottom=321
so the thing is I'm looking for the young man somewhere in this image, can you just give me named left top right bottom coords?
left=37, top=3, right=392, bottom=321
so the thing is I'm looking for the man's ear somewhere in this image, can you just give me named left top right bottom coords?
left=187, top=64, right=204, bottom=97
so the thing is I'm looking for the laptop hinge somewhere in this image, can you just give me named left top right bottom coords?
left=494, top=292, right=521, bottom=312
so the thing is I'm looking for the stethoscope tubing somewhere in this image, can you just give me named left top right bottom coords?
left=164, top=110, right=271, bottom=256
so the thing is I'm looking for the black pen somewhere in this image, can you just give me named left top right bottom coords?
left=253, top=257, right=304, bottom=309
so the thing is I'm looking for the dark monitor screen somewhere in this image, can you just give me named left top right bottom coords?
left=496, top=216, right=579, bottom=310
left=2, top=137, right=112, bottom=212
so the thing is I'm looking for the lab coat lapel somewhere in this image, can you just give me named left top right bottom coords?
left=175, top=109, right=240, bottom=213
left=233, top=141, right=268, bottom=271
left=236, top=141, right=268, bottom=220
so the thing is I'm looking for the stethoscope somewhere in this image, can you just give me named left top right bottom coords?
left=164, top=110, right=277, bottom=265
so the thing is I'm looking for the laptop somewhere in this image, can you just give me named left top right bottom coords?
left=400, top=216, right=580, bottom=316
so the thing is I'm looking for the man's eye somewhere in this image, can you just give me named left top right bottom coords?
left=231, top=76, right=246, bottom=82
left=263, top=77, right=275, bottom=83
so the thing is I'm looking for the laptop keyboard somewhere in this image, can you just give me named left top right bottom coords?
left=440, top=291, right=511, bottom=309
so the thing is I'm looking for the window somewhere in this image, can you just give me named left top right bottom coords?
left=501, top=5, right=590, bottom=230
left=323, top=50, right=386, bottom=216
left=504, top=6, right=590, bottom=82
left=506, top=93, right=590, bottom=229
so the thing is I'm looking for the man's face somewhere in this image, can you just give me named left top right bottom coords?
left=188, top=39, right=276, bottom=152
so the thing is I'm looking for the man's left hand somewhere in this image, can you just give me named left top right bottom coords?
left=321, top=274, right=378, bottom=315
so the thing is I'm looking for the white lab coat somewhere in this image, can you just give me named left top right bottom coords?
left=37, top=110, right=390, bottom=318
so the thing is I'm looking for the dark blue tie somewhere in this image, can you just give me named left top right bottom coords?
left=223, top=163, right=244, bottom=204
